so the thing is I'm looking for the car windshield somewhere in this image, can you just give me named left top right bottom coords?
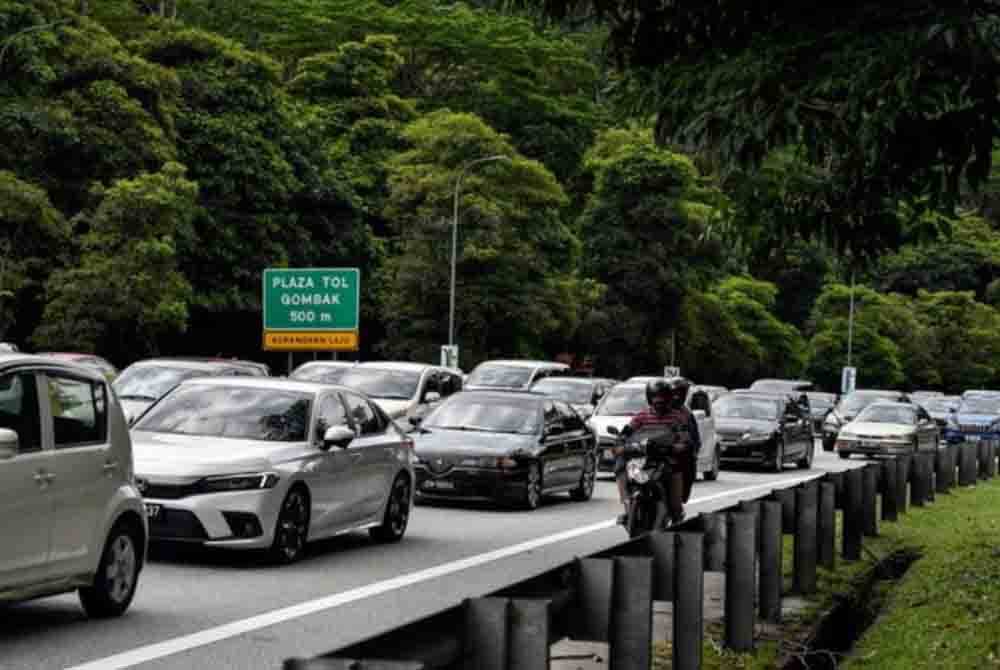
left=922, top=398, right=959, bottom=412
left=531, top=379, right=593, bottom=404
left=337, top=367, right=421, bottom=400
left=465, top=364, right=534, bottom=388
left=113, top=365, right=206, bottom=401
left=837, top=393, right=897, bottom=414
left=134, top=385, right=312, bottom=441
left=856, top=405, right=916, bottom=425
left=807, top=394, right=836, bottom=410
left=959, top=397, right=1000, bottom=414
left=596, top=386, right=647, bottom=416
left=715, top=396, right=780, bottom=421
left=291, top=364, right=353, bottom=384
left=423, top=395, right=539, bottom=434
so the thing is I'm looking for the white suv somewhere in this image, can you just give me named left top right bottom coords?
left=0, top=354, right=146, bottom=616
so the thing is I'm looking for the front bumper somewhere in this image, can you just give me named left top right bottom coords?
left=142, top=486, right=283, bottom=549
left=414, top=465, right=527, bottom=502
left=717, top=438, right=777, bottom=465
left=835, top=440, right=913, bottom=457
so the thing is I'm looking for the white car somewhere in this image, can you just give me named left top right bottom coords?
left=131, top=378, right=415, bottom=563
left=329, top=362, right=463, bottom=424
left=0, top=354, right=146, bottom=616
left=289, top=360, right=358, bottom=385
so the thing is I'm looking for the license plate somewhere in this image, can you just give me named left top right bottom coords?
left=860, top=441, right=881, bottom=449
left=967, top=434, right=981, bottom=442
left=424, top=480, right=454, bottom=490
left=144, top=503, right=162, bottom=521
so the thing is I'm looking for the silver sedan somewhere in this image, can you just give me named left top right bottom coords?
left=130, top=378, right=414, bottom=563
left=835, top=401, right=940, bottom=459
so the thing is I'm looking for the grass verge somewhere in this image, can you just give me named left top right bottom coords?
left=652, top=477, right=1000, bottom=669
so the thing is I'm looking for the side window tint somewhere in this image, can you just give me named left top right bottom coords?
left=344, top=393, right=383, bottom=435
left=48, top=375, right=106, bottom=447
left=0, top=372, right=42, bottom=453
left=556, top=401, right=583, bottom=430
left=543, top=401, right=560, bottom=428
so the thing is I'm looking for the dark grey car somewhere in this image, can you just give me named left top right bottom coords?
left=713, top=391, right=814, bottom=471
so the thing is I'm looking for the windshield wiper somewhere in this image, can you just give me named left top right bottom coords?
left=118, top=394, right=158, bottom=401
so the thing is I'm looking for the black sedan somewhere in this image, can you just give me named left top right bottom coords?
left=713, top=392, right=814, bottom=471
left=410, top=390, right=597, bottom=509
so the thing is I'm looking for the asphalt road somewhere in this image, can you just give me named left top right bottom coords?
left=0, top=447, right=860, bottom=670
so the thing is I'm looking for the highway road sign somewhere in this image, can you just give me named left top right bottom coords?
left=841, top=366, right=857, bottom=394
left=263, top=268, right=359, bottom=351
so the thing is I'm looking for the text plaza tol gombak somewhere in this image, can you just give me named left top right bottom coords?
left=273, top=274, right=352, bottom=306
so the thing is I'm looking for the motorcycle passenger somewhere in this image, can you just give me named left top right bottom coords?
left=615, top=377, right=701, bottom=526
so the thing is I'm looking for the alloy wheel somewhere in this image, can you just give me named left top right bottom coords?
left=107, top=534, right=137, bottom=605
left=273, top=489, right=309, bottom=563
left=571, top=454, right=596, bottom=501
left=388, top=478, right=411, bottom=536
left=524, top=463, right=542, bottom=510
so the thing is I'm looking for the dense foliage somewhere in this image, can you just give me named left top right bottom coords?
left=3, top=0, right=1000, bottom=393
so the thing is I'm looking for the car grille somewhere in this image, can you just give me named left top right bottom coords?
left=142, top=481, right=201, bottom=500
left=424, top=457, right=457, bottom=475
left=717, top=431, right=743, bottom=442
left=149, top=509, right=208, bottom=540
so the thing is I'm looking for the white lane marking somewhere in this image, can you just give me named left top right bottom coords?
left=66, top=474, right=821, bottom=670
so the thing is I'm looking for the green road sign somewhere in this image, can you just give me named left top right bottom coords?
left=263, top=268, right=360, bottom=331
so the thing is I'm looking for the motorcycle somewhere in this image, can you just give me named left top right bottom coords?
left=607, top=425, right=679, bottom=538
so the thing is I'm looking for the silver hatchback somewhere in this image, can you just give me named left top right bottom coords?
left=131, top=378, right=415, bottom=563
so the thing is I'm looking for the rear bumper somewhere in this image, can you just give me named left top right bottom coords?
left=414, top=465, right=528, bottom=502
left=835, top=442, right=914, bottom=457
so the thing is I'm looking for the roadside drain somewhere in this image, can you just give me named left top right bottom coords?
left=783, top=549, right=921, bottom=670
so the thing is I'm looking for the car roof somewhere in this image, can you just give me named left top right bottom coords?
left=295, top=360, right=357, bottom=368
left=730, top=390, right=786, bottom=400
left=124, top=358, right=238, bottom=372
left=176, top=376, right=338, bottom=394
left=848, top=389, right=904, bottom=396
left=36, top=352, right=99, bottom=360
left=864, top=401, right=915, bottom=410
left=355, top=361, right=435, bottom=372
left=455, top=389, right=546, bottom=400
left=533, top=376, right=596, bottom=385
left=473, top=360, right=568, bottom=369
left=0, top=354, right=107, bottom=381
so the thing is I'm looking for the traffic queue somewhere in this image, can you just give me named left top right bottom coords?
left=1, top=347, right=996, bottom=620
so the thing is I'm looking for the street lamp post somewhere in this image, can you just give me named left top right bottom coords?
left=448, top=155, right=510, bottom=351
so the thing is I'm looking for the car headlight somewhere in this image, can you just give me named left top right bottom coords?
left=741, top=431, right=773, bottom=442
left=626, top=458, right=649, bottom=484
left=459, top=456, right=518, bottom=469
left=199, top=473, right=280, bottom=493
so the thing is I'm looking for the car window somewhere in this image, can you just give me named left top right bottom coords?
left=543, top=400, right=562, bottom=431
left=554, top=401, right=584, bottom=430
left=313, top=394, right=348, bottom=442
left=0, top=372, right=42, bottom=453
left=343, top=392, right=384, bottom=435
left=690, top=391, right=712, bottom=416
left=47, top=374, right=107, bottom=447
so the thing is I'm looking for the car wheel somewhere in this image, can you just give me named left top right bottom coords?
left=796, top=441, right=814, bottom=470
left=270, top=486, right=310, bottom=564
left=570, top=453, right=596, bottom=501
left=703, top=447, right=720, bottom=481
left=370, top=475, right=412, bottom=543
left=79, top=519, right=142, bottom=618
left=771, top=439, right=785, bottom=473
left=522, top=462, right=543, bottom=510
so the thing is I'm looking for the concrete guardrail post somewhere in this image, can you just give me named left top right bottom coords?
left=284, top=660, right=426, bottom=670
left=611, top=557, right=654, bottom=670
left=935, top=446, right=952, bottom=493
left=793, top=484, right=818, bottom=594
left=991, top=440, right=1000, bottom=478
left=738, top=499, right=763, bottom=554
left=674, top=533, right=704, bottom=670
left=880, top=459, right=898, bottom=522
left=574, top=558, right=613, bottom=643
left=464, top=597, right=510, bottom=670
left=646, top=532, right=674, bottom=603
left=895, top=455, right=910, bottom=514
left=959, top=442, right=978, bottom=487
left=759, top=500, right=783, bottom=623
left=910, top=452, right=929, bottom=507
left=818, top=481, right=836, bottom=570
left=950, top=443, right=961, bottom=485
left=772, top=486, right=796, bottom=533
left=702, top=513, right=727, bottom=572
left=978, top=441, right=994, bottom=480
left=509, top=599, right=550, bottom=670
left=843, top=468, right=863, bottom=561
left=826, top=470, right=845, bottom=510
left=725, top=512, right=756, bottom=652
left=862, top=465, right=879, bottom=536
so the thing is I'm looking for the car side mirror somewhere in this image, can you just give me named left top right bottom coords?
left=408, top=415, right=423, bottom=427
left=606, top=425, right=620, bottom=436
left=423, top=391, right=441, bottom=404
left=322, top=425, right=355, bottom=450
left=545, top=423, right=564, bottom=438
left=0, top=428, right=18, bottom=459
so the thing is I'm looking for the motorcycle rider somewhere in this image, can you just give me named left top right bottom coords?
left=615, top=377, right=701, bottom=526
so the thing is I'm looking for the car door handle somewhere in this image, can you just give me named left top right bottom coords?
left=350, top=452, right=363, bottom=460
left=33, top=471, right=55, bottom=485
left=103, top=460, right=119, bottom=474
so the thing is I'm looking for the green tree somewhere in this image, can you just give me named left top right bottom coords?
left=805, top=320, right=905, bottom=391
left=33, top=163, right=197, bottom=359
left=914, top=290, right=1000, bottom=392
left=533, top=1, right=1000, bottom=252
left=377, top=110, right=581, bottom=364
left=578, top=128, right=726, bottom=377
left=0, top=171, right=69, bottom=341
left=674, top=290, right=759, bottom=388
left=712, top=277, right=806, bottom=380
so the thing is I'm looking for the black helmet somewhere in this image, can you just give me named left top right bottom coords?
left=667, top=377, right=691, bottom=408
left=646, top=378, right=672, bottom=406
